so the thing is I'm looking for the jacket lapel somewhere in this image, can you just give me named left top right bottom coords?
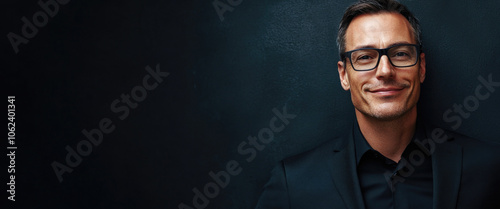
left=432, top=133, right=463, bottom=209
left=327, top=130, right=366, bottom=209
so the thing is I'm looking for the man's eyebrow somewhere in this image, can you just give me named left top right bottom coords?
left=351, top=41, right=414, bottom=50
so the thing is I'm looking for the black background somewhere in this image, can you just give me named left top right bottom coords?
left=2, top=0, right=500, bottom=208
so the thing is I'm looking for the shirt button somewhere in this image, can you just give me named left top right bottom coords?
left=391, top=172, right=398, bottom=178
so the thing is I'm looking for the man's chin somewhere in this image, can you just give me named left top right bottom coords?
left=369, top=112, right=405, bottom=121
left=357, top=106, right=409, bottom=121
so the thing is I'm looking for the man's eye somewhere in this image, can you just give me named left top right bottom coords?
left=357, top=55, right=373, bottom=60
left=394, top=52, right=409, bottom=57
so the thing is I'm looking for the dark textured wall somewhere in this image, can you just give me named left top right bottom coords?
left=2, top=0, right=500, bottom=208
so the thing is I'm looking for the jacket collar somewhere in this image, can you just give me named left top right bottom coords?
left=326, top=123, right=366, bottom=209
left=425, top=125, right=462, bottom=209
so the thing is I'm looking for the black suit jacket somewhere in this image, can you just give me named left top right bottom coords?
left=255, top=124, right=500, bottom=209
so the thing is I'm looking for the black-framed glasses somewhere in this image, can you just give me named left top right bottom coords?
left=341, top=44, right=421, bottom=71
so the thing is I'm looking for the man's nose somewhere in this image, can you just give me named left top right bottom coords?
left=375, top=55, right=395, bottom=79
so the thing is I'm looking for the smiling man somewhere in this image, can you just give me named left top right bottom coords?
left=255, top=0, right=500, bottom=208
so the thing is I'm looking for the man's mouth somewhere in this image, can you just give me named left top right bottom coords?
left=368, top=86, right=405, bottom=96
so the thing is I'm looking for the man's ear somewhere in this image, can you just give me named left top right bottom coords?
left=419, top=53, right=426, bottom=83
left=338, top=60, right=350, bottom=90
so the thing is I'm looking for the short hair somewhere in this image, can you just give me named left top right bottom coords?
left=337, top=0, right=422, bottom=59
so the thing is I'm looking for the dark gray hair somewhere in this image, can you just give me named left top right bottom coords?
left=337, top=0, right=422, bottom=59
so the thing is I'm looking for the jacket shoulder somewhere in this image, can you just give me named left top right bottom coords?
left=426, top=124, right=500, bottom=167
left=282, top=135, right=347, bottom=168
left=434, top=125, right=500, bottom=153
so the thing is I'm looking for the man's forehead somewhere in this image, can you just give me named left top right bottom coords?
left=345, top=12, right=415, bottom=50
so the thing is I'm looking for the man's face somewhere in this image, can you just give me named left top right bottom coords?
left=337, top=12, right=426, bottom=121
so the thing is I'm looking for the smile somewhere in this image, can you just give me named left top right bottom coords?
left=368, top=87, right=405, bottom=96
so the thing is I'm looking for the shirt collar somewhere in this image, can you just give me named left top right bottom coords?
left=353, top=117, right=427, bottom=166
left=353, top=119, right=372, bottom=166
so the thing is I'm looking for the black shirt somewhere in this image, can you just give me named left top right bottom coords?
left=354, top=121, right=433, bottom=209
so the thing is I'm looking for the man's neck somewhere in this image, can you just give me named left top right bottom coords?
left=355, top=108, right=417, bottom=163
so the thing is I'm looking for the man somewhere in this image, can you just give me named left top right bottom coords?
left=255, top=0, right=500, bottom=208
